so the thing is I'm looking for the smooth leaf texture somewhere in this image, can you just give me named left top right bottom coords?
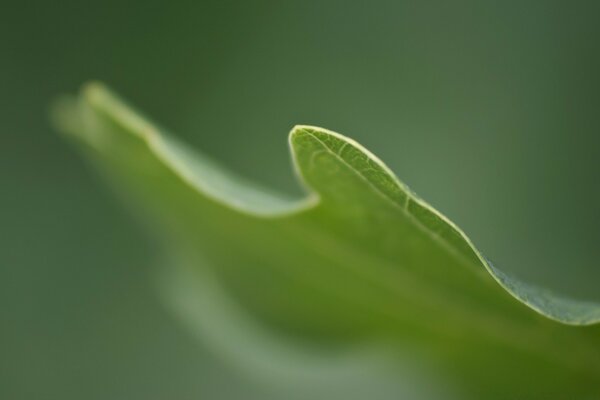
left=55, top=83, right=600, bottom=399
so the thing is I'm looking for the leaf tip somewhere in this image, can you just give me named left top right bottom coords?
left=51, top=81, right=109, bottom=140
left=288, top=124, right=311, bottom=142
left=288, top=124, right=345, bottom=155
left=82, top=81, right=109, bottom=103
left=288, top=124, right=319, bottom=163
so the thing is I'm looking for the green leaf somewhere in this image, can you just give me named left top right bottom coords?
left=55, top=83, right=600, bottom=399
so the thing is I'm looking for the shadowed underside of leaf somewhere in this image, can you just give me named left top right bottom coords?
left=54, top=83, right=600, bottom=398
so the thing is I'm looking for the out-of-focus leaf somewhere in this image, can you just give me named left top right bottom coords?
left=55, top=83, right=600, bottom=399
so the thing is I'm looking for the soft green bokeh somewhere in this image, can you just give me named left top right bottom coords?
left=2, top=1, right=599, bottom=399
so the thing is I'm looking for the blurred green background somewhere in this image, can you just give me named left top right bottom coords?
left=2, top=1, right=599, bottom=398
